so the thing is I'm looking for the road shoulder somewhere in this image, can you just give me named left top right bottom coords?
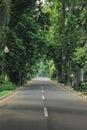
left=0, top=86, right=23, bottom=101
left=0, top=79, right=33, bottom=101
left=51, top=79, right=87, bottom=101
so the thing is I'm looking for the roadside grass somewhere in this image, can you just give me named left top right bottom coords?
left=0, top=90, right=12, bottom=97
left=0, top=81, right=18, bottom=97
left=59, top=83, right=86, bottom=96
left=65, top=85, right=85, bottom=95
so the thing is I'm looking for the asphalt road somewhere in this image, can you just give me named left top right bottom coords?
left=0, top=78, right=87, bottom=130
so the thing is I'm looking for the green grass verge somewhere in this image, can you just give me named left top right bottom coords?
left=0, top=90, right=12, bottom=97
left=63, top=84, right=85, bottom=95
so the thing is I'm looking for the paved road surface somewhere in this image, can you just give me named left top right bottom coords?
left=0, top=78, right=87, bottom=130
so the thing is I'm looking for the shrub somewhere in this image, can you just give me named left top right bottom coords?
left=0, top=81, right=18, bottom=91
left=73, top=81, right=87, bottom=91
left=0, top=76, right=4, bottom=84
left=81, top=82, right=87, bottom=90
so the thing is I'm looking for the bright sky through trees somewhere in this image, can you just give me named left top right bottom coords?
left=41, top=0, right=45, bottom=4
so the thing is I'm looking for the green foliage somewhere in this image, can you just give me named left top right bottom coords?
left=0, top=90, right=11, bottom=97
left=0, top=81, right=17, bottom=91
left=81, top=82, right=87, bottom=90
left=0, top=0, right=87, bottom=90
left=0, top=75, right=4, bottom=84
left=74, top=47, right=85, bottom=59
left=73, top=47, right=87, bottom=68
left=50, top=64, right=57, bottom=79
left=10, top=0, right=37, bottom=27
left=35, top=58, right=56, bottom=78
left=6, top=1, right=48, bottom=84
left=44, top=0, right=87, bottom=88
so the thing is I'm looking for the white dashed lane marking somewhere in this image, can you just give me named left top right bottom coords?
left=41, top=90, right=44, bottom=93
left=41, top=87, right=48, bottom=117
left=44, top=107, right=48, bottom=117
left=42, top=95, right=45, bottom=100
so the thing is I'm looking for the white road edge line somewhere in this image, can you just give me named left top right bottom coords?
left=44, top=107, right=48, bottom=117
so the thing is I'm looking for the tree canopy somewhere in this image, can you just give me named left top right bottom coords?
left=0, top=0, right=87, bottom=90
